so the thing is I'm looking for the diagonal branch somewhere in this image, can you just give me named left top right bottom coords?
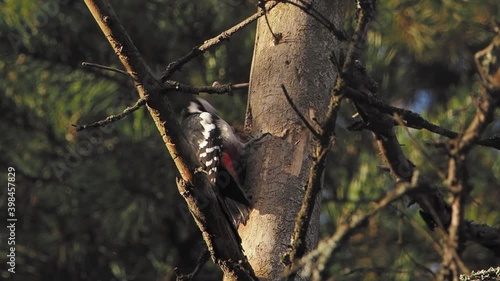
left=440, top=35, right=500, bottom=281
left=293, top=180, right=420, bottom=280
left=82, top=1, right=257, bottom=280
left=285, top=1, right=375, bottom=278
left=344, top=86, right=500, bottom=150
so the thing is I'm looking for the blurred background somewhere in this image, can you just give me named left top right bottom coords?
left=0, top=0, right=499, bottom=280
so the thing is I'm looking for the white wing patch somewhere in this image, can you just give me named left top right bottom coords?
left=187, top=101, right=202, bottom=114
left=197, top=112, right=222, bottom=184
left=199, top=140, right=208, bottom=148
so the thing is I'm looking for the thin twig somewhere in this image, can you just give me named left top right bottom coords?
left=175, top=249, right=210, bottom=281
left=329, top=52, right=343, bottom=76
left=389, top=204, right=445, bottom=256
left=163, top=80, right=248, bottom=95
left=81, top=62, right=129, bottom=76
left=72, top=97, right=147, bottom=132
left=160, top=1, right=281, bottom=81
left=403, top=250, right=437, bottom=278
left=282, top=0, right=347, bottom=40
left=393, top=114, right=447, bottom=179
left=259, top=0, right=282, bottom=44
left=281, top=84, right=322, bottom=138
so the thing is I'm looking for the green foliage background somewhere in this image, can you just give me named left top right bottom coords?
left=0, top=0, right=498, bottom=280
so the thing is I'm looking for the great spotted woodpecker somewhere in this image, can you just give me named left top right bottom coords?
left=182, top=98, right=251, bottom=227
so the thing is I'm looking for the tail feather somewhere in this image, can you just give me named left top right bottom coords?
left=215, top=196, right=250, bottom=249
left=217, top=166, right=250, bottom=207
left=223, top=198, right=251, bottom=227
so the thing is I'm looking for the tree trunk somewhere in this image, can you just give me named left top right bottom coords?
left=241, top=1, right=346, bottom=280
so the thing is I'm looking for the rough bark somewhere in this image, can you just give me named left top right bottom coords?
left=241, top=1, right=346, bottom=279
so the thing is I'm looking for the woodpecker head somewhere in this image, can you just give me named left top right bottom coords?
left=186, top=98, right=218, bottom=115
